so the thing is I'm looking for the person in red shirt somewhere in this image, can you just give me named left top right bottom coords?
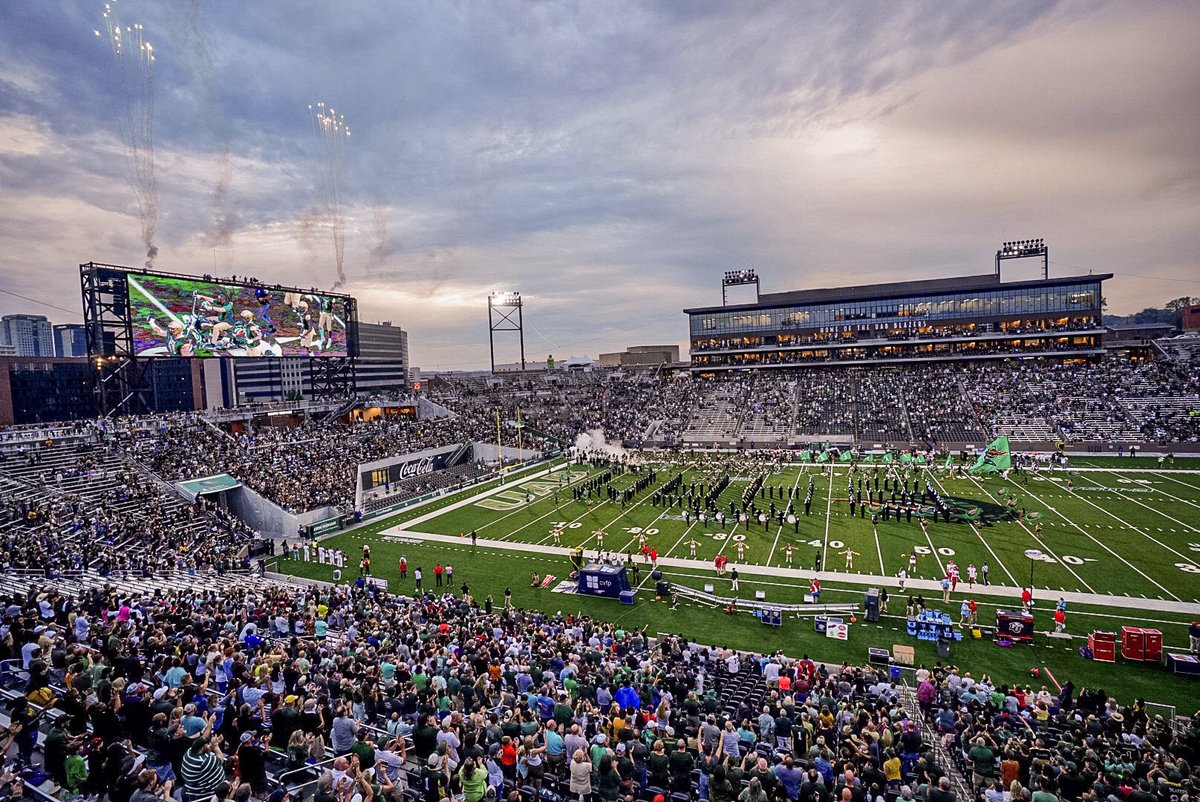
left=967, top=598, right=978, bottom=625
left=714, top=555, right=727, bottom=576
left=499, top=735, right=518, bottom=784
left=434, top=563, right=444, bottom=587
left=809, top=578, right=821, bottom=600
left=1053, top=608, right=1066, bottom=632
left=649, top=548, right=658, bottom=567
left=398, top=556, right=407, bottom=579
left=1021, top=587, right=1033, bottom=609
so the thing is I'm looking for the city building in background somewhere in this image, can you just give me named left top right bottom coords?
left=0, top=314, right=54, bottom=357
left=213, top=320, right=408, bottom=404
left=1184, top=304, right=1200, bottom=333
left=0, top=356, right=200, bottom=425
left=53, top=323, right=88, bottom=357
left=355, top=321, right=409, bottom=395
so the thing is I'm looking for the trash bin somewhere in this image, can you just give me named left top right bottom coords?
left=890, top=665, right=901, bottom=682
left=937, top=638, right=950, bottom=659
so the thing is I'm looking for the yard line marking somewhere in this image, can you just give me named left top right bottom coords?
left=1008, top=476, right=1180, bottom=601
left=821, top=465, right=834, bottom=571
left=521, top=499, right=611, bottom=543
left=960, top=472, right=1093, bottom=592
left=1052, top=478, right=1200, bottom=564
left=614, top=503, right=675, bottom=556
left=766, top=466, right=804, bottom=567
left=543, top=475, right=667, bottom=550
left=662, top=520, right=700, bottom=564
left=927, top=469, right=1018, bottom=587
left=1128, top=473, right=1200, bottom=513
left=872, top=513, right=886, bottom=577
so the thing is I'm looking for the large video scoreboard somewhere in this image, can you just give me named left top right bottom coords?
left=124, top=270, right=354, bottom=358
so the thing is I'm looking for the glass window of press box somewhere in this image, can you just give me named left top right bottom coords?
left=689, top=282, right=1101, bottom=337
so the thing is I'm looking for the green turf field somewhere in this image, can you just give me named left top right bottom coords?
left=275, top=455, right=1200, bottom=707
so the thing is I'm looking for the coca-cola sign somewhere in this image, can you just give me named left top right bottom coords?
left=396, top=456, right=436, bottom=480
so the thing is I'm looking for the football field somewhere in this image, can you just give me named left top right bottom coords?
left=276, top=454, right=1200, bottom=706
left=376, top=457, right=1200, bottom=604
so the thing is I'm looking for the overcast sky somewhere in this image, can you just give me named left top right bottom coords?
left=1, top=1, right=1197, bottom=369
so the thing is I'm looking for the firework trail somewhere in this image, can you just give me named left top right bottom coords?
left=308, top=101, right=351, bottom=289
left=185, top=0, right=238, bottom=253
left=96, top=1, right=159, bottom=267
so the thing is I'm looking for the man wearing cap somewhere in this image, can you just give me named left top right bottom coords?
left=180, top=735, right=226, bottom=802
left=437, top=717, right=462, bottom=766
left=1189, top=620, right=1200, bottom=653
left=271, top=695, right=302, bottom=750
left=180, top=704, right=207, bottom=739
left=238, top=730, right=267, bottom=795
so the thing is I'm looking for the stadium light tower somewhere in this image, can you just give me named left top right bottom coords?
left=722, top=269, right=760, bottom=306
left=487, top=291, right=526, bottom=374
left=995, top=239, right=1048, bottom=279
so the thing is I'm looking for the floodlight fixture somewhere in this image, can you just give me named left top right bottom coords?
left=722, top=268, right=760, bottom=305
left=995, top=238, right=1048, bottom=279
left=490, top=291, right=522, bottom=307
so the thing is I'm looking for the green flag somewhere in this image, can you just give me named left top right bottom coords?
left=882, top=452, right=894, bottom=464
left=943, top=454, right=953, bottom=469
left=862, top=454, right=876, bottom=464
left=838, top=449, right=853, bottom=463
left=817, top=449, right=830, bottom=463
left=914, top=454, right=927, bottom=465
left=799, top=449, right=813, bottom=462
left=969, top=436, right=1012, bottom=475
left=900, top=452, right=913, bottom=464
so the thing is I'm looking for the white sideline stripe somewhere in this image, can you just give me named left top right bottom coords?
left=375, top=530, right=1200, bottom=615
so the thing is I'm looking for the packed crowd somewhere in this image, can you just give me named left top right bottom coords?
left=0, top=574, right=1194, bottom=802
left=914, top=661, right=1199, bottom=802
left=123, top=414, right=501, bottom=514
left=34, top=353, right=1194, bottom=520
left=0, top=439, right=258, bottom=577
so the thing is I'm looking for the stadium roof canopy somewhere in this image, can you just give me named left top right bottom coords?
left=684, top=272, right=1112, bottom=315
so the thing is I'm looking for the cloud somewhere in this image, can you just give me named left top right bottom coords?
left=0, top=0, right=1196, bottom=370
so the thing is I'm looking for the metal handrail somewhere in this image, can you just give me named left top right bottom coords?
left=277, top=754, right=341, bottom=786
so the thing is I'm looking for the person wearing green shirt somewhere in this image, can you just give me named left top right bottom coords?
left=668, top=739, right=694, bottom=793
left=350, top=731, right=376, bottom=769
left=928, top=777, right=956, bottom=802
left=459, top=757, right=488, bottom=802
left=1030, top=780, right=1059, bottom=802
left=314, top=619, right=328, bottom=639
left=967, top=736, right=995, bottom=788
left=590, top=734, right=609, bottom=767
left=553, top=698, right=574, bottom=727
left=64, top=746, right=88, bottom=795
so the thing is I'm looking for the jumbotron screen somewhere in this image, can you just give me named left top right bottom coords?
left=127, top=272, right=350, bottom=358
